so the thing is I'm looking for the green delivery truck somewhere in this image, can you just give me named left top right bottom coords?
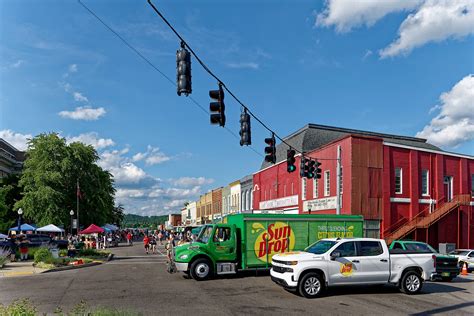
left=171, top=213, right=363, bottom=280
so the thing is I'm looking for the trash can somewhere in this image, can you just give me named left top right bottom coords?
left=50, top=248, right=59, bottom=259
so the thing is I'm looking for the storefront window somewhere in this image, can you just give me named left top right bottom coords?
left=324, top=171, right=330, bottom=196
left=421, top=170, right=429, bottom=196
left=395, top=168, right=402, bottom=194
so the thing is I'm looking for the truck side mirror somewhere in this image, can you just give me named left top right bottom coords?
left=330, top=251, right=341, bottom=260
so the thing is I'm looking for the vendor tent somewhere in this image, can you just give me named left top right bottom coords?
left=36, top=224, right=65, bottom=233
left=9, top=223, right=37, bottom=232
left=104, top=224, right=118, bottom=231
left=102, top=226, right=112, bottom=233
left=79, top=224, right=104, bottom=234
left=0, top=233, right=8, bottom=239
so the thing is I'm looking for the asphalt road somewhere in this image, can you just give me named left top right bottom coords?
left=1, top=243, right=473, bottom=315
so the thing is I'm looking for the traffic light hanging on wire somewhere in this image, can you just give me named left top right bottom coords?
left=307, top=160, right=316, bottom=178
left=239, top=109, right=251, bottom=146
left=209, top=83, right=225, bottom=127
left=287, top=149, right=296, bottom=173
left=264, top=134, right=276, bottom=164
left=300, top=156, right=306, bottom=178
left=315, top=160, right=322, bottom=179
left=176, top=43, right=192, bottom=96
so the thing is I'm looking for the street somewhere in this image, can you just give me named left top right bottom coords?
left=0, top=243, right=473, bottom=315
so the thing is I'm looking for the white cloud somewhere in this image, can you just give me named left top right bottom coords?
left=416, top=74, right=474, bottom=148
left=11, top=60, right=25, bottom=68
left=132, top=145, right=171, bottom=165
left=67, top=132, right=115, bottom=150
left=380, top=0, right=474, bottom=58
left=362, top=49, right=373, bottom=60
left=73, top=92, right=88, bottom=102
left=69, top=64, right=78, bottom=73
left=226, top=62, right=259, bottom=70
left=169, top=177, right=214, bottom=188
left=316, top=0, right=422, bottom=33
left=58, top=106, right=106, bottom=121
left=0, top=130, right=32, bottom=151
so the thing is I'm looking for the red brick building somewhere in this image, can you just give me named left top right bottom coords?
left=253, top=124, right=474, bottom=248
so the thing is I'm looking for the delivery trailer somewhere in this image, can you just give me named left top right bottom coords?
left=172, top=213, right=363, bottom=280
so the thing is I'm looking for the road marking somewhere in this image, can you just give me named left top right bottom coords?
left=0, top=271, right=35, bottom=277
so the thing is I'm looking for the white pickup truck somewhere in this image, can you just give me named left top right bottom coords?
left=270, top=238, right=436, bottom=298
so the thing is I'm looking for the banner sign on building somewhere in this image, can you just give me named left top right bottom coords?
left=303, top=196, right=338, bottom=212
left=259, top=195, right=298, bottom=210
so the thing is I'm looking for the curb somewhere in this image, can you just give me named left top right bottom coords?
left=41, top=261, right=103, bottom=274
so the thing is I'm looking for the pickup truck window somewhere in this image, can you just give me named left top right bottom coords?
left=197, top=226, right=213, bottom=243
left=332, top=241, right=356, bottom=257
left=305, top=240, right=337, bottom=254
left=392, top=242, right=403, bottom=250
left=359, top=241, right=383, bottom=256
left=404, top=242, right=436, bottom=253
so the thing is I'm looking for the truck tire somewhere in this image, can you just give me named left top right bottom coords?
left=190, top=258, right=212, bottom=281
left=400, top=271, right=423, bottom=294
left=298, top=272, right=324, bottom=298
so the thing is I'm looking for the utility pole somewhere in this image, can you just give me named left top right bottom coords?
left=336, top=146, right=341, bottom=215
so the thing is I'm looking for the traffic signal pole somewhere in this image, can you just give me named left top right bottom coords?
left=336, top=145, right=341, bottom=215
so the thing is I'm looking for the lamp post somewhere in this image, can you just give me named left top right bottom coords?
left=17, top=208, right=23, bottom=234
left=70, top=210, right=75, bottom=235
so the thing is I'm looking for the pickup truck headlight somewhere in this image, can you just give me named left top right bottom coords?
left=179, top=254, right=189, bottom=260
left=288, top=261, right=298, bottom=266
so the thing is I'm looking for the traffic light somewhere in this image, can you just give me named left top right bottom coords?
left=209, top=84, right=225, bottom=127
left=300, top=156, right=306, bottom=178
left=176, top=44, right=192, bottom=96
left=307, top=160, right=316, bottom=178
left=264, top=134, right=276, bottom=164
left=287, top=149, right=296, bottom=173
left=239, top=110, right=251, bottom=146
left=315, top=160, right=322, bottom=179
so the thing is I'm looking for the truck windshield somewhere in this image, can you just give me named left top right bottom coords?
left=196, top=225, right=213, bottom=243
left=305, top=240, right=337, bottom=254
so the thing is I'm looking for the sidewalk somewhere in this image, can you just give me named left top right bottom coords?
left=0, top=261, right=47, bottom=278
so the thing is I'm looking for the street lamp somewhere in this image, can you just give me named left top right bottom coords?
left=70, top=210, right=75, bottom=235
left=17, top=208, right=23, bottom=233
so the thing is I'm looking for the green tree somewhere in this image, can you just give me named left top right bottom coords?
left=15, top=133, right=116, bottom=227
left=0, top=174, right=22, bottom=232
left=111, top=204, right=125, bottom=226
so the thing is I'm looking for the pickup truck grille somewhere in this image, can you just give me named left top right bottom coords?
left=272, top=265, right=293, bottom=273
left=272, top=259, right=291, bottom=265
left=435, top=257, right=459, bottom=272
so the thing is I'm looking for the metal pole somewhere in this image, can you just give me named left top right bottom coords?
left=76, top=178, right=80, bottom=234
left=336, top=146, right=341, bottom=215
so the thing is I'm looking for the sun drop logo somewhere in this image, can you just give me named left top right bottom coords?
left=252, top=222, right=296, bottom=262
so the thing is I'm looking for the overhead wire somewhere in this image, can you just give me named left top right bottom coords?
left=146, top=0, right=304, bottom=156
left=77, top=0, right=263, bottom=158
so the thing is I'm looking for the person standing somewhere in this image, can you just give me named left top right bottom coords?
left=150, top=235, right=157, bottom=254
left=8, top=235, right=18, bottom=262
left=126, top=232, right=132, bottom=246
left=19, top=236, right=29, bottom=261
left=143, top=235, right=150, bottom=254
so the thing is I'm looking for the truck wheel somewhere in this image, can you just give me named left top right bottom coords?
left=298, top=272, right=324, bottom=298
left=400, top=271, right=423, bottom=294
left=190, top=258, right=212, bottom=281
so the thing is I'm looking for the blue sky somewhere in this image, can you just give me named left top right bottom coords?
left=1, top=0, right=473, bottom=215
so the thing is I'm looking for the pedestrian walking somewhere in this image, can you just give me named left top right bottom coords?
left=150, top=235, right=157, bottom=254
left=143, top=235, right=150, bottom=254
left=166, top=233, right=176, bottom=261
left=8, top=235, right=18, bottom=262
left=157, top=231, right=163, bottom=245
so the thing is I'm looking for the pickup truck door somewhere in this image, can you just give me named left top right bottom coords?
left=209, top=225, right=237, bottom=262
left=356, top=241, right=390, bottom=283
left=327, top=241, right=363, bottom=285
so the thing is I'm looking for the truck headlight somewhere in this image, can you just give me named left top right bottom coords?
left=179, top=254, right=189, bottom=260
left=288, top=261, right=298, bottom=265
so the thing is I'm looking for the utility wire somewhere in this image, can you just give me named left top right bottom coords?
left=147, top=0, right=303, bottom=156
left=77, top=0, right=263, bottom=158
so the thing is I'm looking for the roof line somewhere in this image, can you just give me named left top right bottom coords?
left=306, top=123, right=428, bottom=143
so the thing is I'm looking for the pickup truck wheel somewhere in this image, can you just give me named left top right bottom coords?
left=190, top=258, right=212, bottom=281
left=400, top=271, right=423, bottom=294
left=299, top=273, right=324, bottom=298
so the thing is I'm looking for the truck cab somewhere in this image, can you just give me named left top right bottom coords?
left=174, top=224, right=238, bottom=280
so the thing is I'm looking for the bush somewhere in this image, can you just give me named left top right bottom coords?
left=0, top=298, right=37, bottom=316
left=33, top=247, right=52, bottom=263
left=77, top=248, right=109, bottom=258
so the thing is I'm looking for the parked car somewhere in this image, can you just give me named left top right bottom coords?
left=389, top=240, right=459, bottom=281
left=449, top=249, right=474, bottom=272
left=270, top=238, right=436, bottom=298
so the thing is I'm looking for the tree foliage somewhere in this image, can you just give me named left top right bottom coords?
left=15, top=133, right=116, bottom=227
left=0, top=174, right=22, bottom=232
left=122, top=214, right=167, bottom=228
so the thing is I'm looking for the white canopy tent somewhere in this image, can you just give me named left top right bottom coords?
left=36, top=224, right=65, bottom=233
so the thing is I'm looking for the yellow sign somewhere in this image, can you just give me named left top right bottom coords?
left=253, top=222, right=296, bottom=262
